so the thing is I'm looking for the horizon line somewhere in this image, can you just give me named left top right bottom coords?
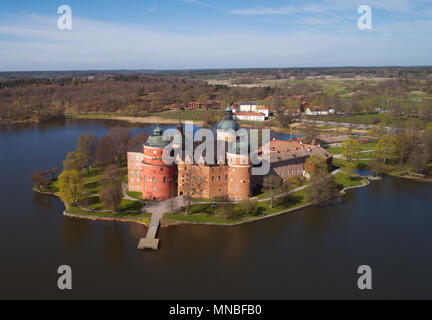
left=1, top=65, right=432, bottom=74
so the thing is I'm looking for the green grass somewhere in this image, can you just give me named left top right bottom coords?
left=126, top=191, right=144, bottom=200
left=164, top=190, right=307, bottom=225
left=67, top=206, right=150, bottom=218
left=65, top=113, right=117, bottom=120
left=333, top=172, right=365, bottom=189
left=154, top=109, right=221, bottom=122
left=163, top=212, right=246, bottom=224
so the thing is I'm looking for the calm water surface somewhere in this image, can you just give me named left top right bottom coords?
left=0, top=119, right=431, bottom=299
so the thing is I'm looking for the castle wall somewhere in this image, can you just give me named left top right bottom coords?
left=177, top=164, right=229, bottom=199
left=127, top=152, right=144, bottom=192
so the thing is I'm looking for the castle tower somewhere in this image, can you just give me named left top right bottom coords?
left=226, top=141, right=252, bottom=200
left=216, top=105, right=239, bottom=143
left=140, top=126, right=176, bottom=200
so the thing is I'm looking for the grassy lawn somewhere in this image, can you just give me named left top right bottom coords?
left=44, top=166, right=145, bottom=215
left=164, top=189, right=307, bottom=225
left=126, top=191, right=144, bottom=200
left=67, top=206, right=150, bottom=218
left=65, top=113, right=117, bottom=120
left=333, top=172, right=365, bottom=189
left=163, top=212, right=246, bottom=224
left=154, top=109, right=220, bottom=122
left=255, top=177, right=307, bottom=200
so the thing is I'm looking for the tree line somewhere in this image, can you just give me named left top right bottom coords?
left=31, top=127, right=149, bottom=212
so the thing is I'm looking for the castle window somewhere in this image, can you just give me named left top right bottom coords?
left=153, top=186, right=156, bottom=191
left=164, top=177, right=166, bottom=183
left=152, top=177, right=156, bottom=183
left=136, top=171, right=140, bottom=177
left=235, top=187, right=239, bottom=193
left=130, top=170, right=134, bottom=177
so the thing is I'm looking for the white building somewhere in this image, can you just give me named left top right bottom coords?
left=239, top=102, right=258, bottom=112
left=234, top=112, right=266, bottom=122
left=305, top=106, right=335, bottom=116
left=237, top=103, right=270, bottom=119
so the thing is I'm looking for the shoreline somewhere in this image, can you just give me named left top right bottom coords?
left=65, top=113, right=205, bottom=126
left=38, top=177, right=371, bottom=228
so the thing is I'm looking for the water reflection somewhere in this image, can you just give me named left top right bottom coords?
left=62, top=218, right=91, bottom=249
left=103, top=223, right=127, bottom=268
left=1, top=119, right=432, bottom=299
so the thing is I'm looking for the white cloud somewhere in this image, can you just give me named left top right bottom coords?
left=180, top=0, right=212, bottom=8
left=0, top=13, right=430, bottom=71
left=230, top=0, right=432, bottom=15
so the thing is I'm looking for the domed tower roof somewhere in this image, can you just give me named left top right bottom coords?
left=145, top=125, right=170, bottom=147
left=217, top=105, right=239, bottom=131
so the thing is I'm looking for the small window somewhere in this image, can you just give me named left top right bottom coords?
left=235, top=187, right=239, bottom=193
left=153, top=186, right=156, bottom=191
left=153, top=177, right=156, bottom=183
left=130, top=170, right=134, bottom=177
left=163, top=177, right=166, bottom=183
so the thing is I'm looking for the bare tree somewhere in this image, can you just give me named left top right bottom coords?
left=183, top=165, right=206, bottom=215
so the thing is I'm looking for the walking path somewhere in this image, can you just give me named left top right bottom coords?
left=137, top=196, right=187, bottom=251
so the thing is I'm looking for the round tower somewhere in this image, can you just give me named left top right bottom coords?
left=141, top=126, right=176, bottom=201
left=227, top=141, right=252, bottom=200
left=217, top=105, right=239, bottom=142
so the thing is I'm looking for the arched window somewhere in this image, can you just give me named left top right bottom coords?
left=152, top=177, right=156, bottom=183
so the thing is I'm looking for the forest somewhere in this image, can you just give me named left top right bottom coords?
left=1, top=67, right=432, bottom=125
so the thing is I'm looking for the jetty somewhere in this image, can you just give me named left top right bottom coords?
left=137, top=211, right=162, bottom=250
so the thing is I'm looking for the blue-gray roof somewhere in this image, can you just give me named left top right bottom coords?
left=217, top=105, right=240, bottom=131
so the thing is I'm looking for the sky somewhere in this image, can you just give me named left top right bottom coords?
left=0, top=0, right=431, bottom=71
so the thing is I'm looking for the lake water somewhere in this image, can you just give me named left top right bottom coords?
left=0, top=119, right=431, bottom=299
